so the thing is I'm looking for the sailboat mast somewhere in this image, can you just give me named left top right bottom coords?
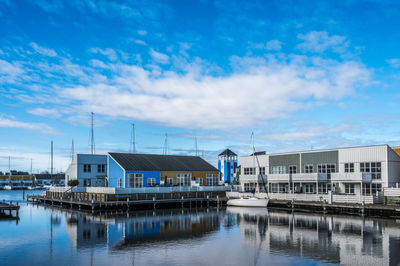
left=90, top=112, right=95, bottom=154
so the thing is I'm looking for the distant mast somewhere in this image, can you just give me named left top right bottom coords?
left=195, top=136, right=198, bottom=156
left=130, top=124, right=135, bottom=153
left=8, top=156, right=10, bottom=176
left=51, top=140, right=53, bottom=175
left=163, top=133, right=168, bottom=155
left=30, top=159, right=33, bottom=176
left=71, top=139, right=74, bottom=161
left=90, top=112, right=95, bottom=154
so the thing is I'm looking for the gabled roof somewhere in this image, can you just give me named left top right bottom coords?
left=219, top=149, right=237, bottom=156
left=109, top=153, right=219, bottom=172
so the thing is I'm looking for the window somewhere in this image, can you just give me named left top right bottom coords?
left=259, top=167, right=265, bottom=175
left=305, top=184, right=314, bottom=193
left=372, top=183, right=382, bottom=194
left=147, top=178, right=155, bottom=187
left=167, top=177, right=174, bottom=185
left=118, top=178, right=122, bottom=188
left=271, top=183, right=279, bottom=193
left=360, top=162, right=381, bottom=179
left=206, top=174, right=218, bottom=186
left=244, top=167, right=256, bottom=175
left=129, top=174, right=143, bottom=188
left=97, top=164, right=105, bottom=173
left=304, top=165, right=314, bottom=173
left=83, top=164, right=91, bottom=173
left=345, top=183, right=355, bottom=194
left=318, top=164, right=336, bottom=179
left=344, top=163, right=354, bottom=173
left=289, top=165, right=297, bottom=174
left=271, top=166, right=286, bottom=174
left=177, top=173, right=191, bottom=186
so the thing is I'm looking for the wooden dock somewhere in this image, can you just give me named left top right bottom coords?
left=0, top=201, right=20, bottom=219
left=268, top=199, right=400, bottom=218
left=27, top=195, right=227, bottom=211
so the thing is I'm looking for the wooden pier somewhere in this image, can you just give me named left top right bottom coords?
left=0, top=201, right=20, bottom=220
left=27, top=194, right=227, bottom=211
left=268, top=199, right=400, bottom=218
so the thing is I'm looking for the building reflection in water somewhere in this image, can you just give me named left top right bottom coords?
left=227, top=207, right=400, bottom=266
left=65, top=208, right=222, bottom=250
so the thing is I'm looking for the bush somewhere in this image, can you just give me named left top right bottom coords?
left=67, top=180, right=79, bottom=187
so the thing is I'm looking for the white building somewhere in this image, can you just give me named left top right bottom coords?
left=65, top=154, right=107, bottom=187
left=239, top=144, right=400, bottom=196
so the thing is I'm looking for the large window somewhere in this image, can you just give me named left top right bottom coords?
left=344, top=163, right=354, bottom=173
left=345, top=183, right=355, bottom=194
left=196, top=177, right=203, bottom=185
left=147, top=178, right=155, bottom=187
left=360, top=162, right=381, bottom=179
left=270, top=183, right=279, bottom=193
left=129, top=174, right=143, bottom=188
left=167, top=177, right=174, bottom=185
left=244, top=167, right=256, bottom=175
left=305, top=184, right=314, bottom=194
left=304, top=164, right=314, bottom=173
left=206, top=174, right=218, bottom=186
left=271, top=166, right=286, bottom=174
left=97, top=164, right=105, bottom=173
left=177, top=173, right=191, bottom=186
left=118, top=178, right=122, bottom=188
left=83, top=164, right=91, bottom=173
left=289, top=165, right=297, bottom=174
left=318, top=164, right=336, bottom=179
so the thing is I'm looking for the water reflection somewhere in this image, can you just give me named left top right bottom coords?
left=64, top=209, right=222, bottom=250
left=228, top=207, right=400, bottom=266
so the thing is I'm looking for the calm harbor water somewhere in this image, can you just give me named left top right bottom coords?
left=1, top=190, right=400, bottom=266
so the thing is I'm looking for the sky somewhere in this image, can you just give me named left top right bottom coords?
left=1, top=0, right=400, bottom=173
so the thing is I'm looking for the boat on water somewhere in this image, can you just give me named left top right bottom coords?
left=27, top=186, right=36, bottom=190
left=4, top=185, right=12, bottom=190
left=227, top=196, right=268, bottom=207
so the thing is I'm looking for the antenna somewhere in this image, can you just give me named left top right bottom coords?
left=71, top=139, right=74, bottom=161
left=51, top=140, right=54, bottom=175
left=30, top=159, right=33, bottom=175
left=90, top=112, right=95, bottom=154
left=8, top=156, right=10, bottom=176
left=130, top=124, right=135, bottom=153
left=163, top=133, right=168, bottom=155
left=195, top=136, right=198, bottom=156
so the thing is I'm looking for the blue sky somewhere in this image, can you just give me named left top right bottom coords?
left=1, top=0, right=400, bottom=172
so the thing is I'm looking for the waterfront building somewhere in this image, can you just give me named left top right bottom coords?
left=239, top=144, right=400, bottom=196
left=107, top=153, right=220, bottom=188
left=218, top=149, right=238, bottom=184
left=0, top=174, right=34, bottom=189
left=35, top=173, right=65, bottom=186
left=65, top=154, right=107, bottom=187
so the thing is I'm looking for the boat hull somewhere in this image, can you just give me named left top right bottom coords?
left=227, top=197, right=268, bottom=207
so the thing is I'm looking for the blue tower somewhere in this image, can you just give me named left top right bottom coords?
left=218, top=149, right=238, bottom=184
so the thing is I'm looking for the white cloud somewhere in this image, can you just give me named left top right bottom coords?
left=137, top=30, right=147, bottom=36
left=0, top=59, right=24, bottom=83
left=134, top=39, right=147, bottom=45
left=89, top=47, right=118, bottom=61
left=387, top=58, right=400, bottom=68
left=0, top=117, right=60, bottom=135
left=297, top=31, right=349, bottom=53
left=150, top=48, right=170, bottom=64
left=58, top=55, right=370, bottom=130
left=27, top=108, right=61, bottom=118
left=265, top=40, right=282, bottom=51
left=30, top=42, right=58, bottom=57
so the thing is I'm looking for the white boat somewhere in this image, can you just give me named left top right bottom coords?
left=227, top=196, right=268, bottom=207
left=4, top=185, right=12, bottom=190
left=27, top=186, right=35, bottom=190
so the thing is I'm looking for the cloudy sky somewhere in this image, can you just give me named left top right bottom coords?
left=1, top=0, right=400, bottom=172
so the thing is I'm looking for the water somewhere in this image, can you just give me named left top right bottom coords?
left=1, top=190, right=400, bottom=266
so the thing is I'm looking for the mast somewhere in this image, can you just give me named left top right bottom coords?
left=30, top=159, right=33, bottom=175
left=51, top=140, right=53, bottom=175
left=90, top=112, right=95, bottom=154
left=130, top=124, right=135, bottom=153
left=71, top=139, right=74, bottom=161
left=251, top=132, right=268, bottom=194
left=163, top=133, right=168, bottom=155
left=195, top=136, right=198, bottom=156
left=8, top=156, right=10, bottom=176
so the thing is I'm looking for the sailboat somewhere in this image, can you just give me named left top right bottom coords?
left=227, top=132, right=269, bottom=207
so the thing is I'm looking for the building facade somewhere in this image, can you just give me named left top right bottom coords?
left=65, top=154, right=107, bottom=187
left=218, top=149, right=238, bottom=184
left=239, top=145, right=400, bottom=196
left=108, top=153, right=220, bottom=188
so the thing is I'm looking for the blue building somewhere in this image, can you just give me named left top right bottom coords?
left=108, top=153, right=220, bottom=188
left=65, top=154, right=107, bottom=187
left=218, top=149, right=238, bottom=183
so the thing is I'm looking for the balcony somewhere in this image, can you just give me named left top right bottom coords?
left=267, top=173, right=328, bottom=182
left=240, top=174, right=267, bottom=183
left=331, top=172, right=372, bottom=183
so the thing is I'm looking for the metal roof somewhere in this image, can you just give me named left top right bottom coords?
left=218, top=149, right=237, bottom=156
left=109, top=153, right=219, bottom=172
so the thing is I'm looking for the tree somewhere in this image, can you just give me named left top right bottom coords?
left=67, top=180, right=79, bottom=187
